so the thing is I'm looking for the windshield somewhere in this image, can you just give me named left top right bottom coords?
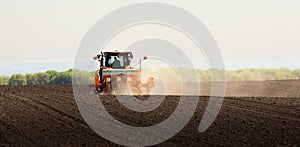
left=105, top=54, right=128, bottom=69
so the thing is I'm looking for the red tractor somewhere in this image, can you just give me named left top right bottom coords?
left=92, top=50, right=154, bottom=95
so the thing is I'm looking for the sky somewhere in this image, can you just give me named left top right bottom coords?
left=0, top=0, right=300, bottom=75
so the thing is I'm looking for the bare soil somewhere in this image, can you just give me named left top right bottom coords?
left=0, top=80, right=300, bottom=146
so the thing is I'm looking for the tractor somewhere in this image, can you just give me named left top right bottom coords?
left=92, top=50, right=154, bottom=95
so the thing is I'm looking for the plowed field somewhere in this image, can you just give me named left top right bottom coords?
left=0, top=80, right=300, bottom=146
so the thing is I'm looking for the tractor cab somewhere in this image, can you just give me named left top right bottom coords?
left=92, top=50, right=153, bottom=94
left=103, top=51, right=133, bottom=69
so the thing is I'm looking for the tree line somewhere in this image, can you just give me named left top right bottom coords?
left=198, top=68, right=300, bottom=81
left=142, top=67, right=300, bottom=82
left=0, top=68, right=300, bottom=85
left=0, top=69, right=94, bottom=86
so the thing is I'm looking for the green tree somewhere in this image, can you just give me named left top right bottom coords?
left=0, top=76, right=9, bottom=85
left=72, top=69, right=94, bottom=84
left=53, top=69, right=72, bottom=84
left=291, top=69, right=300, bottom=79
left=8, top=74, right=26, bottom=85
left=25, top=74, right=38, bottom=85
left=35, top=72, right=49, bottom=84
left=226, top=71, right=242, bottom=81
left=208, top=68, right=225, bottom=81
left=46, top=70, right=59, bottom=84
left=277, top=67, right=290, bottom=80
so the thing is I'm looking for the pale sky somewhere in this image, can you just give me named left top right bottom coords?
left=1, top=0, right=300, bottom=72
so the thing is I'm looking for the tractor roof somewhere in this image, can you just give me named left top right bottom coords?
left=102, top=50, right=132, bottom=56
